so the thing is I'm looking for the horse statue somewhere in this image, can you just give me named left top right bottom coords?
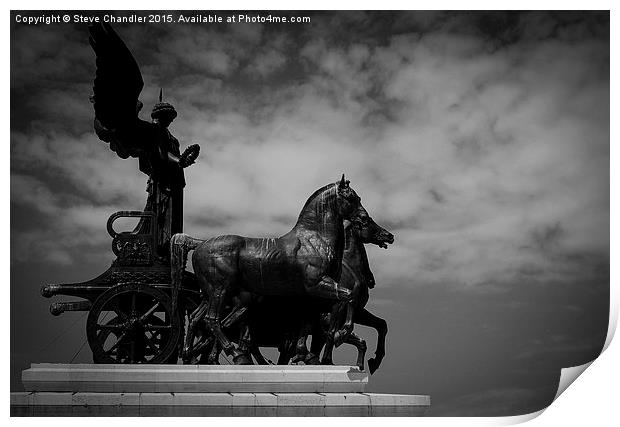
left=186, top=214, right=394, bottom=370
left=170, top=175, right=371, bottom=363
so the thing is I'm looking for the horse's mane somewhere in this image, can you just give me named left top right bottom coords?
left=296, top=182, right=337, bottom=222
left=343, top=222, right=353, bottom=250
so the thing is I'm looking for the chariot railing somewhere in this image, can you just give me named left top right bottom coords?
left=107, top=210, right=157, bottom=266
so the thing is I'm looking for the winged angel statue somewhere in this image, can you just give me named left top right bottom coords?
left=88, top=23, right=200, bottom=258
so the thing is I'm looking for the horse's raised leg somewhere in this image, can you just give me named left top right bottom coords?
left=344, top=332, right=367, bottom=371
left=355, top=308, right=388, bottom=374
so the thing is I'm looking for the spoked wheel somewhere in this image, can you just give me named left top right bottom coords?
left=87, top=283, right=181, bottom=364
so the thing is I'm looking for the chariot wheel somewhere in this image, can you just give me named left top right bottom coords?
left=87, top=283, right=181, bottom=364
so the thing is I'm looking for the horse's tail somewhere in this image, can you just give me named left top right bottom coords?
left=170, top=233, right=203, bottom=315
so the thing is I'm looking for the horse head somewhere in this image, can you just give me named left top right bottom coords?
left=351, top=213, right=394, bottom=249
left=336, top=174, right=394, bottom=249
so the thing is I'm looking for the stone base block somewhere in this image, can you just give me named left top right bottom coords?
left=13, top=364, right=430, bottom=416
left=21, top=364, right=368, bottom=393
left=11, top=391, right=431, bottom=416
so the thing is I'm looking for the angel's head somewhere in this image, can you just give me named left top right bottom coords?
left=151, top=89, right=177, bottom=128
left=151, top=102, right=177, bottom=128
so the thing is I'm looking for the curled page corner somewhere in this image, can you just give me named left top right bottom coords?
left=553, top=361, right=593, bottom=402
left=602, top=298, right=617, bottom=352
left=494, top=408, right=545, bottom=426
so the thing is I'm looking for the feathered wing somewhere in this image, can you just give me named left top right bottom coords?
left=89, top=23, right=155, bottom=159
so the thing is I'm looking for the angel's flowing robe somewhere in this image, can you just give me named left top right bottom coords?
left=139, top=125, right=185, bottom=259
left=95, top=118, right=185, bottom=259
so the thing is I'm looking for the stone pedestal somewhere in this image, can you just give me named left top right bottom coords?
left=11, top=364, right=430, bottom=416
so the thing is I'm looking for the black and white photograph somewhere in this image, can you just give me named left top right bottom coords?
left=10, top=9, right=610, bottom=417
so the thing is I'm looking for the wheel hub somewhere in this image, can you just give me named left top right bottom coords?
left=126, top=316, right=142, bottom=332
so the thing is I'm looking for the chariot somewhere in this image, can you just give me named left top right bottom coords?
left=41, top=209, right=201, bottom=364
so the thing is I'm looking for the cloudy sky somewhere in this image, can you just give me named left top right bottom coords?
left=10, top=11, right=609, bottom=416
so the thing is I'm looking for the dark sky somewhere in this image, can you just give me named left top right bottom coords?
left=10, top=11, right=609, bottom=416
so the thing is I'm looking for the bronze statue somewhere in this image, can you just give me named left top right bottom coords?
left=42, top=23, right=396, bottom=371
left=170, top=176, right=371, bottom=363
left=88, top=23, right=199, bottom=258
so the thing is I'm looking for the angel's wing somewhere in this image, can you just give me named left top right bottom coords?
left=89, top=23, right=154, bottom=159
